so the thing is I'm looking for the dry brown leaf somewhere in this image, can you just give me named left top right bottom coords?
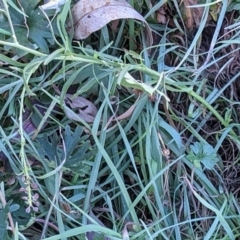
left=52, top=85, right=98, bottom=123
left=111, top=19, right=120, bottom=32
left=112, top=99, right=138, bottom=121
left=104, top=96, right=140, bottom=132
left=64, top=94, right=98, bottom=123
left=156, top=6, right=167, bottom=24
left=68, top=0, right=153, bottom=46
left=183, top=0, right=204, bottom=30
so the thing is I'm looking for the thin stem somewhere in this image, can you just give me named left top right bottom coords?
left=2, top=0, right=18, bottom=44
left=19, top=87, right=33, bottom=211
left=185, top=87, right=237, bottom=138
left=0, top=41, right=45, bottom=56
left=0, top=189, right=15, bottom=233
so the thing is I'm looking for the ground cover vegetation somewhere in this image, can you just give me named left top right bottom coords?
left=0, top=0, right=240, bottom=239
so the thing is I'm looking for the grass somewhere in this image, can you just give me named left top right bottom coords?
left=0, top=0, right=240, bottom=239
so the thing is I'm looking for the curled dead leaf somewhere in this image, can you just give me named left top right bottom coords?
left=68, top=0, right=153, bottom=46
left=104, top=95, right=139, bottom=130
left=182, top=0, right=204, bottom=30
left=52, top=84, right=98, bottom=123
left=156, top=5, right=167, bottom=24
left=64, top=94, right=98, bottom=123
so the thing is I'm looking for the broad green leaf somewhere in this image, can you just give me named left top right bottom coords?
left=37, top=134, right=60, bottom=162
left=64, top=125, right=84, bottom=159
left=0, top=208, right=8, bottom=240
left=187, top=142, right=219, bottom=170
left=0, top=0, right=56, bottom=54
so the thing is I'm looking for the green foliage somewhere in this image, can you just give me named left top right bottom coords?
left=0, top=208, right=9, bottom=240
left=187, top=142, right=219, bottom=170
left=0, top=0, right=55, bottom=54
left=0, top=0, right=239, bottom=239
left=227, top=0, right=240, bottom=11
left=37, top=125, right=93, bottom=176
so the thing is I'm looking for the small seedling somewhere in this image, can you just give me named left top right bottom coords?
left=187, top=142, right=219, bottom=170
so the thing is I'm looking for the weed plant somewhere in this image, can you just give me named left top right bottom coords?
left=0, top=0, right=240, bottom=239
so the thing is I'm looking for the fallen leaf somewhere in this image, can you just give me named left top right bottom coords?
left=104, top=96, right=140, bottom=130
left=156, top=5, right=167, bottom=24
left=64, top=94, right=98, bottom=123
left=52, top=84, right=98, bottom=123
left=182, top=0, right=204, bottom=30
left=113, top=96, right=140, bottom=121
left=68, top=0, right=153, bottom=46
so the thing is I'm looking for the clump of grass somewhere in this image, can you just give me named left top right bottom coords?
left=0, top=0, right=240, bottom=239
